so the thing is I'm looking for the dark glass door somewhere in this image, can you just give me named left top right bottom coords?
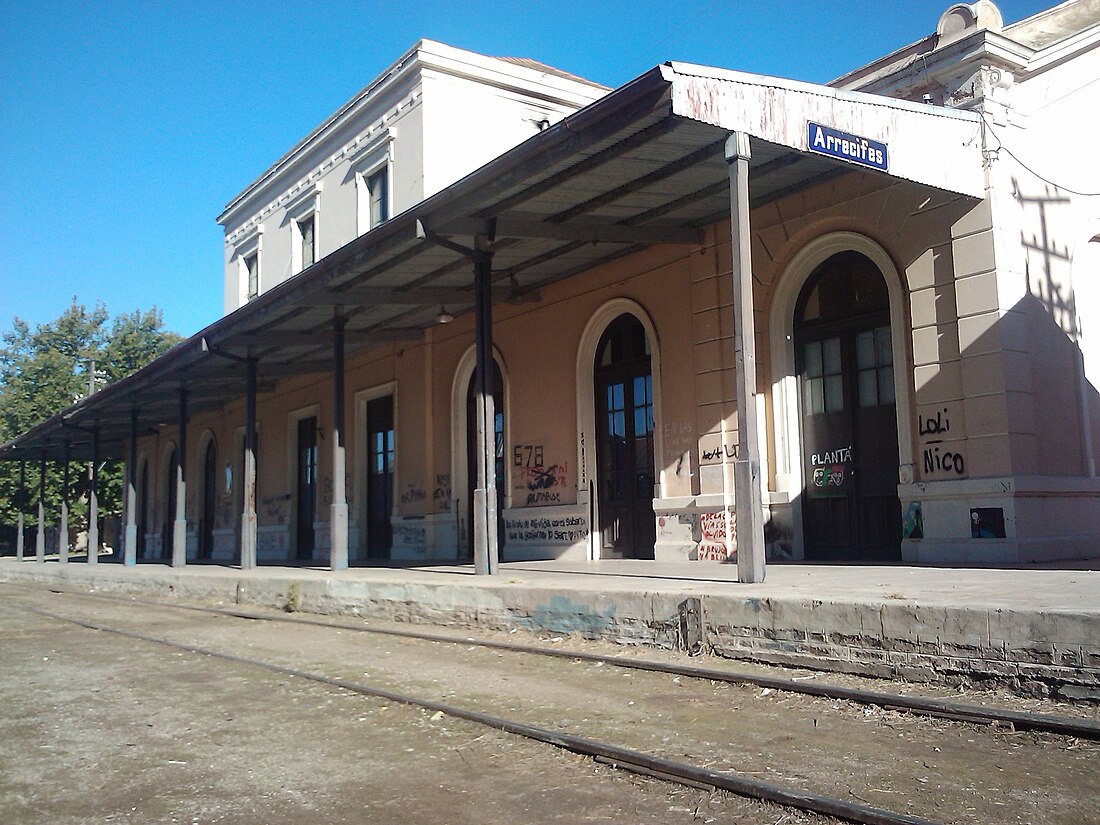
left=796, top=252, right=901, bottom=561
left=199, top=440, right=216, bottom=560
left=296, top=417, right=317, bottom=560
left=594, top=315, right=655, bottom=559
left=366, top=396, right=394, bottom=559
left=465, top=361, right=505, bottom=560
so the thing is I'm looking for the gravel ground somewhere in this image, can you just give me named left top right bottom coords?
left=3, top=582, right=1097, bottom=824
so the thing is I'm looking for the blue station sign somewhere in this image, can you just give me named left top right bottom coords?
left=807, top=122, right=888, bottom=172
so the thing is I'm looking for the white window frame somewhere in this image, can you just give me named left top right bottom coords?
left=287, top=182, right=322, bottom=276
left=351, top=130, right=395, bottom=237
left=236, top=224, right=264, bottom=304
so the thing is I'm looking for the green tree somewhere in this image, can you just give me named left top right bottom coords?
left=0, top=300, right=180, bottom=549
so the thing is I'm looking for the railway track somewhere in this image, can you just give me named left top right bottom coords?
left=8, top=583, right=1100, bottom=823
left=22, top=582, right=1100, bottom=741
left=19, top=599, right=939, bottom=825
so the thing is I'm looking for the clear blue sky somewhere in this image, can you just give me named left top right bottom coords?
left=0, top=0, right=1051, bottom=339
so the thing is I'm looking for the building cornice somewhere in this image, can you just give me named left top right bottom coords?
left=216, top=39, right=607, bottom=231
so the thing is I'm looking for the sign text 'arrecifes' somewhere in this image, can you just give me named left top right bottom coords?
left=807, top=122, right=888, bottom=171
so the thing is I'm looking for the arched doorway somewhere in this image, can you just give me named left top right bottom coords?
left=199, top=438, right=216, bottom=560
left=163, top=446, right=177, bottom=561
left=464, top=360, right=505, bottom=560
left=794, top=251, right=901, bottom=560
left=594, top=314, right=655, bottom=559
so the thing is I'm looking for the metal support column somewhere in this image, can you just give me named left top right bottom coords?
left=36, top=456, right=46, bottom=563
left=725, top=132, right=766, bottom=583
left=242, top=359, right=258, bottom=569
left=330, top=317, right=349, bottom=571
left=16, top=460, right=25, bottom=561
left=60, top=444, right=69, bottom=564
left=88, top=428, right=99, bottom=564
left=472, top=236, right=498, bottom=576
left=173, top=389, right=188, bottom=567
left=125, top=409, right=138, bottom=566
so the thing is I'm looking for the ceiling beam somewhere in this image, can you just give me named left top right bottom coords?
left=550, top=140, right=726, bottom=224
left=231, top=327, right=424, bottom=348
left=435, top=216, right=703, bottom=246
left=292, top=285, right=535, bottom=308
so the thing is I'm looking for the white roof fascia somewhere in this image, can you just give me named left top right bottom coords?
left=415, top=39, right=609, bottom=108
left=218, top=41, right=424, bottom=226
left=1023, top=21, right=1100, bottom=74
left=662, top=63, right=986, bottom=199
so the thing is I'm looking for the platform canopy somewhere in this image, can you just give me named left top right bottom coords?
left=1, top=62, right=984, bottom=462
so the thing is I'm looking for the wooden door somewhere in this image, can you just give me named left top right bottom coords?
left=594, top=315, right=655, bottom=559
left=365, top=396, right=394, bottom=559
left=796, top=252, right=901, bottom=561
left=296, top=417, right=317, bottom=559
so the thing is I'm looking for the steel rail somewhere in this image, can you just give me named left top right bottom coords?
left=28, top=583, right=1099, bottom=741
left=21, top=603, right=942, bottom=825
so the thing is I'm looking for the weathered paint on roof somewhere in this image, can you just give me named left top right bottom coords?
left=662, top=63, right=986, bottom=198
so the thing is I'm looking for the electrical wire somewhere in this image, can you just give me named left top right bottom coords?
left=981, top=112, right=1100, bottom=196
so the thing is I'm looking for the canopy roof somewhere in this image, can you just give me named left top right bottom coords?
left=2, top=63, right=983, bottom=462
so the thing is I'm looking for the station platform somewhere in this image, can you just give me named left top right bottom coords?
left=2, top=555, right=1098, bottom=700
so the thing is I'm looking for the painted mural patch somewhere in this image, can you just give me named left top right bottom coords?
left=809, top=445, right=851, bottom=497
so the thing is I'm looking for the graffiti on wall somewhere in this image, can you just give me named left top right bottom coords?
left=917, top=405, right=967, bottom=479
left=809, top=445, right=851, bottom=496
left=512, top=443, right=570, bottom=506
left=696, top=510, right=736, bottom=562
left=505, top=515, right=588, bottom=545
left=400, top=482, right=427, bottom=506
left=698, top=433, right=737, bottom=465
left=664, top=421, right=695, bottom=477
left=513, top=443, right=544, bottom=468
left=432, top=474, right=451, bottom=511
left=261, top=493, right=291, bottom=521
left=393, top=523, right=427, bottom=547
left=521, top=464, right=568, bottom=506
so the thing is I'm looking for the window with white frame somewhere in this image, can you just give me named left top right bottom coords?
left=288, top=184, right=322, bottom=276
left=295, top=213, right=316, bottom=273
left=356, top=162, right=390, bottom=236
left=235, top=224, right=263, bottom=304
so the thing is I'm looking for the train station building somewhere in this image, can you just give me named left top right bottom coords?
left=4, top=0, right=1099, bottom=575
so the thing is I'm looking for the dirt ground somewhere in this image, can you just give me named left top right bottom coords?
left=2, top=582, right=1097, bottom=824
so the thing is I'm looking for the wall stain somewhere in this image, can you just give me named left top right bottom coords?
left=519, top=595, right=616, bottom=638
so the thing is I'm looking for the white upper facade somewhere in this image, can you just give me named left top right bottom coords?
left=217, top=39, right=609, bottom=314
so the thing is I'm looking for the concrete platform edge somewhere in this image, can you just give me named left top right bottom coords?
left=3, top=561, right=1098, bottom=701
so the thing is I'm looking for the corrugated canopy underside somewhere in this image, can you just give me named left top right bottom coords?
left=3, top=65, right=981, bottom=460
